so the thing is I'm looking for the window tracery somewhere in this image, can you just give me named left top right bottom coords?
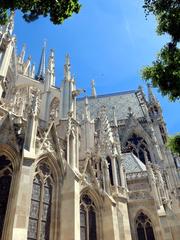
left=0, top=155, right=13, bottom=238
left=28, top=162, right=53, bottom=240
left=80, top=194, right=97, bottom=240
left=49, top=98, right=59, bottom=121
left=125, top=134, right=151, bottom=164
left=136, top=212, right=155, bottom=240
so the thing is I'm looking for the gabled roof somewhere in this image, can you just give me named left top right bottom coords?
left=123, top=152, right=146, bottom=173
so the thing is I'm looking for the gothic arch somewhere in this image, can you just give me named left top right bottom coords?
left=0, top=144, right=21, bottom=239
left=27, top=154, right=62, bottom=240
left=122, top=127, right=154, bottom=164
left=80, top=187, right=103, bottom=240
left=134, top=210, right=156, bottom=240
left=36, top=153, right=62, bottom=184
left=122, top=125, right=152, bottom=149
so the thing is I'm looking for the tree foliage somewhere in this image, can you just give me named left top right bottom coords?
left=142, top=0, right=180, bottom=101
left=167, top=133, right=180, bottom=155
left=0, top=0, right=81, bottom=25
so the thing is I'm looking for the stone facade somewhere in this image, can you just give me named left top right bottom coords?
left=0, top=13, right=180, bottom=240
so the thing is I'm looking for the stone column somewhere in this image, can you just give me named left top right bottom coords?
left=111, top=156, right=118, bottom=192
left=12, top=158, right=34, bottom=240
left=119, top=158, right=126, bottom=188
left=60, top=165, right=80, bottom=240
left=102, top=158, right=111, bottom=195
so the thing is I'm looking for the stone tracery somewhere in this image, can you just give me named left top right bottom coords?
left=80, top=194, right=97, bottom=240
left=136, top=212, right=155, bottom=240
left=124, top=134, right=151, bottom=164
left=27, top=162, right=53, bottom=240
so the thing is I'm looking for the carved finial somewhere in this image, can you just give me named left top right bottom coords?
left=31, top=64, right=35, bottom=78
left=66, top=53, right=70, bottom=66
left=91, top=79, right=97, bottom=97
left=23, top=56, right=32, bottom=75
left=46, top=49, right=55, bottom=86
left=18, top=44, right=26, bottom=64
left=6, top=11, right=15, bottom=35
left=36, top=40, right=46, bottom=81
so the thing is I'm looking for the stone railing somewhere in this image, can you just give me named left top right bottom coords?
left=126, top=171, right=148, bottom=181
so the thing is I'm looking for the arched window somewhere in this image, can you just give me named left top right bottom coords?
left=136, top=212, right=155, bottom=240
left=49, top=98, right=59, bottom=121
left=125, top=134, right=151, bottom=164
left=28, top=162, right=53, bottom=240
left=0, top=155, right=13, bottom=238
left=80, top=194, right=97, bottom=240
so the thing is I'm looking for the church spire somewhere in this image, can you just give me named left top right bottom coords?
left=37, top=41, right=46, bottom=81
left=91, top=79, right=97, bottom=97
left=23, top=56, right=31, bottom=75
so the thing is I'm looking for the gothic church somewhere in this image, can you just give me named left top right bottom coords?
left=0, top=13, right=180, bottom=240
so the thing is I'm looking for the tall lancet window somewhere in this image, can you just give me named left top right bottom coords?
left=80, top=194, right=97, bottom=240
left=125, top=134, right=151, bottom=164
left=0, top=155, right=13, bottom=238
left=28, top=163, right=53, bottom=240
left=136, top=212, right=155, bottom=240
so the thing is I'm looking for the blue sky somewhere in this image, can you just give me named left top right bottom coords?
left=14, top=0, right=179, bottom=134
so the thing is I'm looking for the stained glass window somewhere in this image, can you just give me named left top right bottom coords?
left=136, top=212, right=155, bottom=240
left=125, top=134, right=151, bottom=164
left=80, top=194, right=97, bottom=240
left=28, top=163, right=53, bottom=240
left=0, top=155, right=13, bottom=238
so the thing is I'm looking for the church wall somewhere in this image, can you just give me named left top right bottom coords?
left=60, top=165, right=80, bottom=240
left=127, top=200, right=178, bottom=240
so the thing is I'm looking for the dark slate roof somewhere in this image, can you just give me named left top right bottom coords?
left=76, top=90, right=145, bottom=121
left=123, top=153, right=146, bottom=173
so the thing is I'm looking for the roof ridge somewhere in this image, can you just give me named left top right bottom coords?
left=77, top=90, right=136, bottom=101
